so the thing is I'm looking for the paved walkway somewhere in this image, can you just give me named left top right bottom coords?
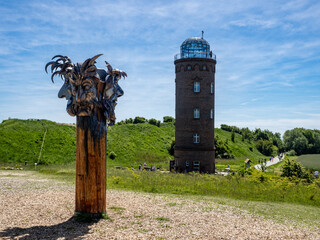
left=254, top=155, right=283, bottom=170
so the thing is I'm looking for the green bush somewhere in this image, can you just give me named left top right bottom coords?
left=255, top=139, right=274, bottom=156
left=133, top=117, right=147, bottom=124
left=109, top=151, right=117, bottom=160
left=148, top=118, right=158, bottom=126
left=163, top=116, right=175, bottom=123
left=281, top=157, right=312, bottom=182
left=168, top=139, right=175, bottom=156
left=286, top=149, right=297, bottom=156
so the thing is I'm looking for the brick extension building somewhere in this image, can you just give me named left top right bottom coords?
left=173, top=36, right=216, bottom=173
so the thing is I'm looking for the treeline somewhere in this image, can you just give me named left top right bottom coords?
left=220, top=124, right=283, bottom=156
left=117, top=116, right=175, bottom=127
left=283, top=128, right=320, bottom=155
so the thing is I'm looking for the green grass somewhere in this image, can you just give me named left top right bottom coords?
left=22, top=163, right=320, bottom=208
left=172, top=194, right=320, bottom=230
left=297, top=154, right=320, bottom=171
left=106, top=168, right=320, bottom=207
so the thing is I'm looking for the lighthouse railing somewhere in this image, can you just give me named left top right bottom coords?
left=174, top=52, right=216, bottom=61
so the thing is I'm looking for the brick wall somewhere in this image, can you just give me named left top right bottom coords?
left=174, top=58, right=216, bottom=173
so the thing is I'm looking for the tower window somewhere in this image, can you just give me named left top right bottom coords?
left=194, top=82, right=200, bottom=92
left=210, top=109, right=213, bottom=119
left=193, top=134, right=200, bottom=143
left=194, top=109, right=200, bottom=119
left=202, top=65, right=207, bottom=70
left=193, top=161, right=200, bottom=171
left=211, top=82, right=214, bottom=94
left=187, top=65, right=192, bottom=70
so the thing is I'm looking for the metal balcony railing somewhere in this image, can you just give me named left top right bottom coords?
left=174, top=52, right=216, bottom=61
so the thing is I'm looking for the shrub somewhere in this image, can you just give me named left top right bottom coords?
left=231, top=130, right=235, bottom=142
left=109, top=151, right=117, bottom=160
left=215, top=136, right=234, bottom=159
left=133, top=117, right=147, bottom=124
left=148, top=118, right=158, bottom=126
left=163, top=116, right=175, bottom=123
left=281, top=158, right=312, bottom=182
left=168, top=140, right=175, bottom=156
left=286, top=149, right=296, bottom=156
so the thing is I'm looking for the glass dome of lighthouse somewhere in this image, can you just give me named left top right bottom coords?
left=174, top=34, right=215, bottom=60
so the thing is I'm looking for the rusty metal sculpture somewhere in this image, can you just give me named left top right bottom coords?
left=46, top=54, right=126, bottom=216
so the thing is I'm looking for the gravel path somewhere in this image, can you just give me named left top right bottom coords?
left=0, top=171, right=319, bottom=240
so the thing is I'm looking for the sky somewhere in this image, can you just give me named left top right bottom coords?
left=0, top=0, right=319, bottom=135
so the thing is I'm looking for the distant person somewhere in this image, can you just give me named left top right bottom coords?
left=144, top=163, right=147, bottom=168
left=315, top=171, right=319, bottom=179
left=264, top=159, right=267, bottom=164
left=139, top=164, right=142, bottom=170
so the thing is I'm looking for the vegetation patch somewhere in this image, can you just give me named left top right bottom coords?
left=296, top=154, right=320, bottom=171
left=106, top=167, right=320, bottom=207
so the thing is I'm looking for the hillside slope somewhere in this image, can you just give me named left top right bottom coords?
left=0, top=119, right=266, bottom=168
left=0, top=119, right=175, bottom=168
left=215, top=128, right=266, bottom=160
left=0, top=119, right=76, bottom=165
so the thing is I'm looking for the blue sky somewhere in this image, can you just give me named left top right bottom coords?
left=0, top=0, right=319, bottom=135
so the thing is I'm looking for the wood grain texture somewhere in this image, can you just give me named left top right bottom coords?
left=75, top=109, right=106, bottom=214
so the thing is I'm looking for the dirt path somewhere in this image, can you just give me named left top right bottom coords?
left=0, top=171, right=319, bottom=240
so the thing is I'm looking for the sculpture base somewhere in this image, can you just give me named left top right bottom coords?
left=74, top=211, right=106, bottom=222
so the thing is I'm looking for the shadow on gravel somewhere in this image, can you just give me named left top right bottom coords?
left=0, top=216, right=97, bottom=239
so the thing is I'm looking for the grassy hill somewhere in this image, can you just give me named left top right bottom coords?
left=0, top=119, right=76, bottom=165
left=107, top=123, right=174, bottom=169
left=0, top=119, right=175, bottom=168
left=1, top=118, right=266, bottom=169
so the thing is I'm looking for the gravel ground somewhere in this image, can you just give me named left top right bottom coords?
left=0, top=171, right=319, bottom=240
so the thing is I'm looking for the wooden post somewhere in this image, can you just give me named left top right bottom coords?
left=75, top=109, right=106, bottom=215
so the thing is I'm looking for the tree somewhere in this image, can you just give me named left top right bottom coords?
left=281, top=158, right=312, bottom=182
left=231, top=129, right=235, bottom=142
left=163, top=116, right=175, bottom=123
left=133, top=116, right=147, bottom=124
left=255, top=139, right=274, bottom=156
left=125, top=118, right=133, bottom=124
left=148, top=118, right=158, bottom=126
left=283, top=129, right=308, bottom=155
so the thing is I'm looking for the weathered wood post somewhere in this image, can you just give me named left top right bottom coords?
left=75, top=112, right=106, bottom=214
left=46, top=54, right=126, bottom=217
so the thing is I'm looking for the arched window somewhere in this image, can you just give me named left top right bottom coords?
left=210, top=82, right=214, bottom=94
left=193, top=134, right=200, bottom=143
left=194, top=109, right=200, bottom=119
left=194, top=82, right=200, bottom=92
left=202, top=65, right=207, bottom=70
left=210, top=109, right=213, bottom=119
left=187, top=65, right=192, bottom=70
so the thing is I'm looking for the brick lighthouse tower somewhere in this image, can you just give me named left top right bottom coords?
left=174, top=34, right=216, bottom=173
